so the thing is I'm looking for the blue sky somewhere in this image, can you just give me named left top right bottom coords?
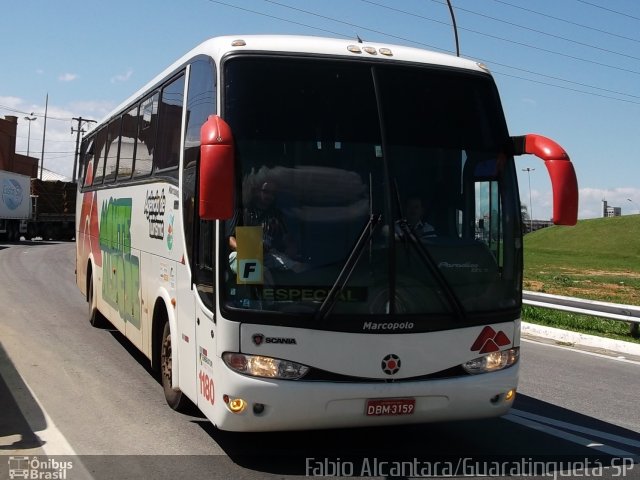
left=1, top=0, right=638, bottom=219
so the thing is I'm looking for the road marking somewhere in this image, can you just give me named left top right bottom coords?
left=522, top=338, right=640, bottom=365
left=510, top=409, right=640, bottom=450
left=505, top=410, right=639, bottom=459
left=0, top=360, right=96, bottom=478
left=0, top=359, right=77, bottom=456
left=19, top=380, right=78, bottom=456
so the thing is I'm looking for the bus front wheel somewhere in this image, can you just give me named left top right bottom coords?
left=88, top=272, right=108, bottom=328
left=160, top=319, right=192, bottom=412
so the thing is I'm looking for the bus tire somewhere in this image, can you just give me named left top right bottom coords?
left=160, top=317, right=192, bottom=412
left=87, top=271, right=108, bottom=328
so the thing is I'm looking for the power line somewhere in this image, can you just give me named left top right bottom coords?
left=14, top=134, right=77, bottom=143
left=489, top=0, right=640, bottom=44
left=0, top=104, right=73, bottom=122
left=229, top=0, right=640, bottom=103
left=15, top=150, right=76, bottom=154
left=205, top=0, right=350, bottom=39
left=491, top=70, right=640, bottom=106
left=574, top=0, right=640, bottom=22
left=359, top=0, right=640, bottom=76
left=425, top=0, right=640, bottom=62
left=262, top=0, right=444, bottom=51
left=208, top=0, right=449, bottom=53
left=484, top=58, right=640, bottom=101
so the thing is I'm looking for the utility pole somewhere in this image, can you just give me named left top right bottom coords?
left=71, top=117, right=96, bottom=183
left=39, top=93, right=48, bottom=180
left=522, top=167, right=535, bottom=233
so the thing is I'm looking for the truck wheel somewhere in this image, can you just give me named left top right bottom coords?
left=7, top=223, right=17, bottom=242
left=27, top=223, right=37, bottom=241
left=160, top=318, right=192, bottom=412
left=88, top=274, right=109, bottom=328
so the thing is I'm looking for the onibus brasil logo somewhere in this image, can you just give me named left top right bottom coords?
left=8, top=456, right=73, bottom=479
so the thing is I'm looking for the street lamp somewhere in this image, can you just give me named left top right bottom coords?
left=522, top=167, right=535, bottom=233
left=628, top=198, right=638, bottom=215
left=24, top=114, right=37, bottom=157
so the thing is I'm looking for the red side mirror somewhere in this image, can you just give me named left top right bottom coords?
left=199, top=115, right=235, bottom=220
left=512, top=134, right=578, bottom=226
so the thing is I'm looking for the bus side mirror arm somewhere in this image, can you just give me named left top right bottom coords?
left=199, top=115, right=235, bottom=220
left=511, top=134, right=578, bottom=226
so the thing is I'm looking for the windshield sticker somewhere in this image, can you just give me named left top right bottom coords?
left=261, top=286, right=367, bottom=302
left=236, top=226, right=264, bottom=284
left=159, top=263, right=176, bottom=289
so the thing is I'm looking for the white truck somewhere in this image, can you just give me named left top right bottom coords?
left=0, top=169, right=30, bottom=241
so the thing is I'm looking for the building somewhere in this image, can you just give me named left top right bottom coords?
left=525, top=219, right=553, bottom=234
left=0, top=115, right=39, bottom=177
left=602, top=200, right=622, bottom=218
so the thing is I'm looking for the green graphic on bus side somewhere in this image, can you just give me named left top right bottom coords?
left=99, top=197, right=141, bottom=329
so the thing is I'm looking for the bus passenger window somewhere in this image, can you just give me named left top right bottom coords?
left=92, top=128, right=108, bottom=185
left=155, top=74, right=185, bottom=175
left=118, top=106, right=138, bottom=180
left=81, top=138, right=95, bottom=188
left=134, top=92, right=158, bottom=177
left=183, top=59, right=216, bottom=275
left=104, top=117, right=121, bottom=183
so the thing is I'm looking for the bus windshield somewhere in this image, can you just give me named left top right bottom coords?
left=221, top=56, right=521, bottom=329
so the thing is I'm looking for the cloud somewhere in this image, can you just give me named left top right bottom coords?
left=110, top=68, right=133, bottom=83
left=577, top=187, right=640, bottom=219
left=0, top=96, right=24, bottom=108
left=58, top=73, right=78, bottom=82
left=69, top=100, right=115, bottom=118
left=523, top=186, right=640, bottom=221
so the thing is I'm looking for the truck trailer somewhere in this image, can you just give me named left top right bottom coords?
left=0, top=169, right=31, bottom=241
left=0, top=169, right=76, bottom=241
left=28, top=178, right=77, bottom=241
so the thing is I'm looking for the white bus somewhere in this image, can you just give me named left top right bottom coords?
left=76, top=35, right=578, bottom=432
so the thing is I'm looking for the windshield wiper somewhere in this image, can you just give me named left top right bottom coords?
left=314, top=213, right=382, bottom=321
left=396, top=221, right=466, bottom=320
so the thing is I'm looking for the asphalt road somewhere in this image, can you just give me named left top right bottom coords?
left=0, top=242, right=638, bottom=479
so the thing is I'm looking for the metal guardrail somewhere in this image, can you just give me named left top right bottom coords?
left=522, top=290, right=640, bottom=338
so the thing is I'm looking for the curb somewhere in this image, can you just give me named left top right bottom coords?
left=521, top=322, right=640, bottom=358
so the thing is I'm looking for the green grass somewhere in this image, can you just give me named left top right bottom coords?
left=522, top=306, right=640, bottom=344
left=522, top=215, right=640, bottom=342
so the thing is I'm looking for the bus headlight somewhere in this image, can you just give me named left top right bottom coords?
left=462, top=347, right=520, bottom=375
left=223, top=352, right=310, bottom=380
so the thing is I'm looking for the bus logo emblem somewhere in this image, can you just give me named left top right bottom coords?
left=470, top=326, right=511, bottom=354
left=252, top=334, right=265, bottom=346
left=381, top=354, right=401, bottom=375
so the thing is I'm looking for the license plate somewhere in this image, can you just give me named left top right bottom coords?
left=365, top=398, right=415, bottom=416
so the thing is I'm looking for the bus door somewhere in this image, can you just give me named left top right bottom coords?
left=192, top=220, right=218, bottom=414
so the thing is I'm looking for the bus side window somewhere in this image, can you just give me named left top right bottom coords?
left=118, top=105, right=138, bottom=180
left=104, top=117, right=121, bottom=184
left=196, top=220, right=215, bottom=309
left=81, top=137, right=95, bottom=189
left=92, top=128, right=108, bottom=186
left=155, top=74, right=185, bottom=175
left=183, top=58, right=216, bottom=300
left=134, top=92, right=158, bottom=178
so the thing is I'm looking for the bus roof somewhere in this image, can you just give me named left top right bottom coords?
left=90, top=35, right=490, bottom=132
